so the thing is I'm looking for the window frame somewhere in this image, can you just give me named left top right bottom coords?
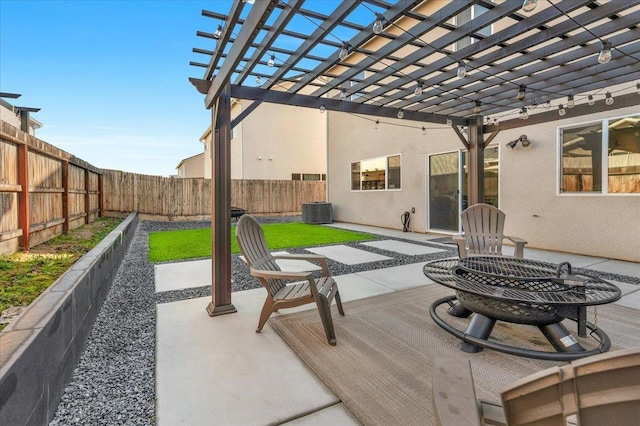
left=557, top=112, right=640, bottom=196
left=350, top=154, right=402, bottom=192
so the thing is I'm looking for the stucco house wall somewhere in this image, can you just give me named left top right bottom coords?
left=176, top=153, right=205, bottom=178
left=327, top=104, right=640, bottom=262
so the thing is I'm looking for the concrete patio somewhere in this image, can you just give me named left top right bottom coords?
left=155, top=223, right=640, bottom=425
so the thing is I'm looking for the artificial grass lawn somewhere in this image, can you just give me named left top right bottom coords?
left=148, top=222, right=376, bottom=263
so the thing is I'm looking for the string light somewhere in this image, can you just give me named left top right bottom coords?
left=255, top=75, right=262, bottom=84
left=519, top=107, right=529, bottom=120
left=374, top=119, right=379, bottom=129
left=588, top=95, right=595, bottom=105
left=397, top=109, right=404, bottom=119
left=339, top=42, right=351, bottom=61
left=456, top=60, right=467, bottom=78
left=267, top=54, right=275, bottom=67
left=372, top=13, right=385, bottom=35
left=213, top=24, right=223, bottom=39
left=522, top=0, right=537, bottom=12
left=446, top=118, right=452, bottom=126
left=474, top=101, right=482, bottom=115
left=605, top=92, right=614, bottom=105
left=517, top=85, right=526, bottom=101
left=543, top=100, right=551, bottom=110
left=422, top=126, right=427, bottom=135
left=243, top=0, right=255, bottom=4
left=558, top=104, right=566, bottom=116
left=414, top=81, right=424, bottom=97
left=493, top=117, right=499, bottom=126
left=320, top=105, right=326, bottom=113
left=567, top=94, right=575, bottom=108
left=636, top=82, right=640, bottom=94
left=339, top=88, right=348, bottom=100
left=598, top=41, right=612, bottom=64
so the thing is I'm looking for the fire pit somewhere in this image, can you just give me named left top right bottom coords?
left=423, top=256, right=621, bottom=360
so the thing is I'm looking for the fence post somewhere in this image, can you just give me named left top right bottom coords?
left=62, top=160, right=70, bottom=233
left=17, top=144, right=30, bottom=251
left=84, top=168, right=90, bottom=224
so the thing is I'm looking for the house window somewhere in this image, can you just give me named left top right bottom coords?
left=560, top=114, right=640, bottom=194
left=351, top=154, right=401, bottom=191
left=455, top=4, right=491, bottom=52
left=292, top=173, right=325, bottom=181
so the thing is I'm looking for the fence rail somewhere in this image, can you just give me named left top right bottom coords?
left=101, top=170, right=326, bottom=220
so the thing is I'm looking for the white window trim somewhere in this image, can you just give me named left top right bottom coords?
left=350, top=153, right=402, bottom=192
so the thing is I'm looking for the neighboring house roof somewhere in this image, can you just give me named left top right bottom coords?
left=175, top=152, right=204, bottom=170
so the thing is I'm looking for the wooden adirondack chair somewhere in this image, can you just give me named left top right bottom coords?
left=432, top=347, right=640, bottom=426
left=235, top=215, right=344, bottom=345
left=453, top=203, right=527, bottom=259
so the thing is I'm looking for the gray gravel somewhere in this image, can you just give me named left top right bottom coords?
left=49, top=215, right=639, bottom=425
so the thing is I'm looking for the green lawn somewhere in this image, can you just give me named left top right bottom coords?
left=148, top=223, right=376, bottom=262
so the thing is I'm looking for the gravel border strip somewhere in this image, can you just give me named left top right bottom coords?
left=50, top=216, right=639, bottom=425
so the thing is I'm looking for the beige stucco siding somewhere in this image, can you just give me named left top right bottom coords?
left=328, top=105, right=640, bottom=262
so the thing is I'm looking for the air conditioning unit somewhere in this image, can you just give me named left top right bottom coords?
left=302, top=202, right=332, bottom=224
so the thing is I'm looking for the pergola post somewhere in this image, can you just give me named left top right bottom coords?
left=206, top=82, right=236, bottom=317
left=467, top=116, right=485, bottom=206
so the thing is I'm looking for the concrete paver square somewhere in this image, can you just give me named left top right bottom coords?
left=356, top=262, right=436, bottom=291
left=585, top=259, right=640, bottom=279
left=306, top=245, right=392, bottom=265
left=240, top=251, right=323, bottom=272
left=360, top=240, right=445, bottom=256
left=155, top=259, right=210, bottom=293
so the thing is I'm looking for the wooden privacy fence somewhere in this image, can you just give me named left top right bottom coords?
left=0, top=122, right=102, bottom=255
left=102, top=170, right=326, bottom=220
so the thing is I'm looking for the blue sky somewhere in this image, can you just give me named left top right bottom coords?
left=1, top=0, right=234, bottom=176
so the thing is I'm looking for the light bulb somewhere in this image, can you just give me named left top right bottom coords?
left=374, top=119, right=379, bottom=130
left=588, top=95, right=595, bottom=105
left=517, top=85, right=526, bottom=101
left=474, top=101, right=481, bottom=115
left=255, top=75, right=262, bottom=84
left=339, top=42, right=350, bottom=61
left=267, top=55, right=275, bottom=67
left=520, top=107, right=528, bottom=120
left=457, top=60, right=467, bottom=78
left=567, top=94, right=575, bottom=108
left=320, top=105, right=326, bottom=113
left=522, top=0, right=537, bottom=12
left=605, top=92, right=614, bottom=105
left=636, top=82, right=640, bottom=94
left=422, top=127, right=426, bottom=135
left=243, top=0, right=255, bottom=4
left=543, top=100, right=551, bottom=110
left=397, top=109, right=404, bottom=119
left=372, top=14, right=384, bottom=34
left=213, top=25, right=223, bottom=39
left=339, top=88, right=347, bottom=101
left=414, top=82, right=423, bottom=97
left=598, top=41, right=612, bottom=64
left=446, top=118, right=452, bottom=126
left=493, top=117, right=499, bottom=126
left=558, top=105, right=566, bottom=116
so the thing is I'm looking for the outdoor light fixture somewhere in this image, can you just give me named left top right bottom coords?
left=519, top=107, right=528, bottom=120
left=339, top=42, right=351, bottom=61
left=558, top=104, right=566, bottom=116
left=397, top=109, right=404, bottom=119
left=267, top=54, right=275, bottom=67
left=605, top=92, right=614, bottom=105
left=474, top=101, right=482, bottom=115
left=457, top=60, right=467, bottom=78
left=522, top=0, right=537, bottom=12
left=567, top=94, right=575, bottom=108
left=213, top=24, right=223, bottom=39
left=422, top=126, right=427, bottom=135
left=320, top=105, right=326, bottom=113
left=414, top=81, right=424, bottom=97
left=339, top=88, right=348, bottom=101
left=517, top=85, right=526, bottom=101
left=255, top=75, right=262, bottom=84
left=446, top=118, right=452, bottom=126
left=598, top=41, right=612, bottom=64
left=588, top=95, right=595, bottom=105
left=372, top=13, right=386, bottom=35
left=507, top=135, right=531, bottom=149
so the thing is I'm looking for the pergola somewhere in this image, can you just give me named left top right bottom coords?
left=189, top=0, right=640, bottom=316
